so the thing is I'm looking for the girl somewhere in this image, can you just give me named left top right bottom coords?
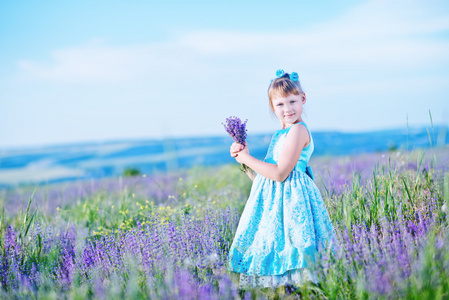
left=227, top=70, right=339, bottom=290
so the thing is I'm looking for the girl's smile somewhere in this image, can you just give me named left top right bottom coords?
left=271, top=93, right=307, bottom=129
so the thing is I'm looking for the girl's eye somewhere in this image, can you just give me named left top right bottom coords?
left=277, top=103, right=283, bottom=106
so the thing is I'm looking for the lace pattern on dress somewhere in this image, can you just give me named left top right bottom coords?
left=239, top=267, right=319, bottom=289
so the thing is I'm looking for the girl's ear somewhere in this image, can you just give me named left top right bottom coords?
left=302, top=93, right=307, bottom=104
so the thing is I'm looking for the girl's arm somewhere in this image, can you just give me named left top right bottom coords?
left=235, top=124, right=309, bottom=182
left=244, top=168, right=256, bottom=181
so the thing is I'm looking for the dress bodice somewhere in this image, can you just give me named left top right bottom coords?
left=263, top=122, right=314, bottom=173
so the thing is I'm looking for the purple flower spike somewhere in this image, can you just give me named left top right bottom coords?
left=223, top=116, right=251, bottom=173
left=222, top=116, right=248, bottom=145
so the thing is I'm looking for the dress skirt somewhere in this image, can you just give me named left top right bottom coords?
left=227, top=170, right=339, bottom=289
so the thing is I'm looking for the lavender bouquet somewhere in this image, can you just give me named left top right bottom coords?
left=223, top=116, right=250, bottom=173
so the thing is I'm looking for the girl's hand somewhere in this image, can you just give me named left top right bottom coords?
left=230, top=142, right=245, bottom=157
left=234, top=142, right=249, bottom=164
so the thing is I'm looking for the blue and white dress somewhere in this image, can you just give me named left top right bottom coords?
left=227, top=122, right=339, bottom=288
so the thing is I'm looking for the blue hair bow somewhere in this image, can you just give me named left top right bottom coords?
left=276, top=69, right=285, bottom=77
left=275, top=69, right=299, bottom=82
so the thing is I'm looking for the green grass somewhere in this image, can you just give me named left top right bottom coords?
left=1, top=146, right=449, bottom=299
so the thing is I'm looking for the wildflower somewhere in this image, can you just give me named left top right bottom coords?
left=111, top=205, right=114, bottom=209
left=132, top=193, right=135, bottom=198
left=136, top=202, right=140, bottom=206
left=223, top=116, right=247, bottom=145
left=143, top=174, right=146, bottom=177
left=206, top=252, right=219, bottom=264
left=83, top=204, right=86, bottom=208
left=194, top=185, right=198, bottom=188
left=57, top=207, right=60, bottom=211
left=223, top=116, right=250, bottom=172
left=183, top=258, right=193, bottom=266
left=179, top=177, right=183, bottom=181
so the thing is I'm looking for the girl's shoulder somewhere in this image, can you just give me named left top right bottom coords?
left=276, top=122, right=309, bottom=134
left=276, top=122, right=311, bottom=148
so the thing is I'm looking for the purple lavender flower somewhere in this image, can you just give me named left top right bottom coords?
left=222, top=116, right=247, bottom=145
left=222, top=116, right=251, bottom=173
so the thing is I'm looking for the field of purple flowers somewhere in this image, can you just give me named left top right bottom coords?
left=1, top=146, right=449, bottom=299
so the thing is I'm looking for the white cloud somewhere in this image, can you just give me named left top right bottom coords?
left=16, top=0, right=449, bottom=84
left=18, top=42, right=158, bottom=83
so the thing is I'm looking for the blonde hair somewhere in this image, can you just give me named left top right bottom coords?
left=267, top=75, right=304, bottom=111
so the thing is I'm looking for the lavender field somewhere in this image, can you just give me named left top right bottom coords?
left=1, top=146, right=449, bottom=299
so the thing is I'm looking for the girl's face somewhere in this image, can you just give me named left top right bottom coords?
left=271, top=92, right=306, bottom=128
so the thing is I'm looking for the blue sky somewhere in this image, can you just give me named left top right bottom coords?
left=1, top=0, right=448, bottom=148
